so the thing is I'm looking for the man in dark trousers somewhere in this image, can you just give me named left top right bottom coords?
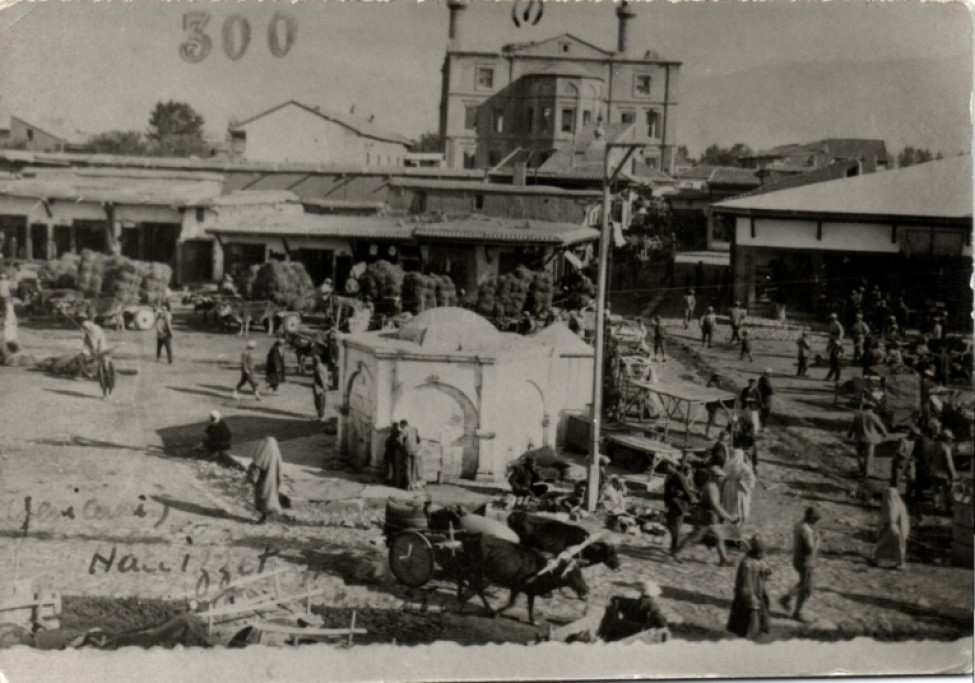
left=700, top=306, right=717, bottom=349
left=265, top=338, right=287, bottom=393
left=233, top=341, right=261, bottom=401
left=796, top=332, right=811, bottom=377
left=729, top=301, right=746, bottom=343
left=312, top=354, right=329, bottom=421
left=825, top=339, right=844, bottom=383
left=651, top=316, right=667, bottom=362
left=155, top=304, right=174, bottom=364
left=757, top=369, right=775, bottom=432
left=780, top=506, right=820, bottom=622
left=664, top=461, right=698, bottom=557
left=847, top=400, right=888, bottom=478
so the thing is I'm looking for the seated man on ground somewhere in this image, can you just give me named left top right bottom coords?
left=201, top=411, right=245, bottom=471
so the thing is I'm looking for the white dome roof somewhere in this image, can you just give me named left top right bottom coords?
left=396, top=307, right=501, bottom=352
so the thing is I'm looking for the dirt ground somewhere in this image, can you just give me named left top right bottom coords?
left=0, top=301, right=971, bottom=650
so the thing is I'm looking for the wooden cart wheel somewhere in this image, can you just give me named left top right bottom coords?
left=389, top=530, right=435, bottom=587
left=281, top=313, right=301, bottom=334
left=133, top=309, right=156, bottom=331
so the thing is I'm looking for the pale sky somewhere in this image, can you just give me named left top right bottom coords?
left=0, top=0, right=971, bottom=156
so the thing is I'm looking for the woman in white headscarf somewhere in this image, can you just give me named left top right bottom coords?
left=721, top=448, right=756, bottom=525
left=248, top=436, right=283, bottom=524
left=873, top=487, right=910, bottom=569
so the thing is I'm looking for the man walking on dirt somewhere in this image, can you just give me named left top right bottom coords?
left=233, top=341, right=261, bottom=401
left=781, top=506, right=820, bottom=622
left=850, top=313, right=870, bottom=363
left=729, top=301, right=746, bottom=344
left=847, top=400, right=887, bottom=478
left=681, top=289, right=696, bottom=329
left=155, top=304, right=174, bottom=364
left=673, top=466, right=739, bottom=566
left=651, top=316, right=667, bottom=362
left=664, top=462, right=698, bottom=556
left=796, top=332, right=811, bottom=377
left=700, top=306, right=717, bottom=349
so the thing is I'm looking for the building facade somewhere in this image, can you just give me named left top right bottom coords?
left=228, top=101, right=412, bottom=166
left=438, top=1, right=680, bottom=174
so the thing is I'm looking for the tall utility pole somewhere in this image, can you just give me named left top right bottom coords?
left=586, top=140, right=642, bottom=513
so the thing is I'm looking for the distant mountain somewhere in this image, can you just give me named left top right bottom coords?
left=679, top=56, right=972, bottom=160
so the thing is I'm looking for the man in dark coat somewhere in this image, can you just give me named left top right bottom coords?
left=780, top=506, right=820, bottom=622
left=508, top=454, right=541, bottom=507
left=384, top=422, right=401, bottom=486
left=757, top=369, right=775, bottom=431
left=202, top=411, right=244, bottom=471
left=312, top=354, right=329, bottom=421
left=265, top=339, right=287, bottom=393
left=727, top=535, right=771, bottom=640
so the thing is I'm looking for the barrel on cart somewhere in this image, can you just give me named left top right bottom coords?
left=383, top=498, right=473, bottom=588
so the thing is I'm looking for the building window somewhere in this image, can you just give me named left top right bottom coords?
left=492, top=109, right=504, bottom=133
left=559, top=42, right=571, bottom=53
left=646, top=110, right=660, bottom=138
left=26, top=129, right=34, bottom=141
left=477, top=66, right=495, bottom=90
left=582, top=110, right=592, bottom=126
left=541, top=107, right=552, bottom=131
left=463, top=150, right=477, bottom=169
left=635, top=74, right=652, bottom=96
left=561, top=108, right=576, bottom=133
left=488, top=150, right=500, bottom=166
left=620, top=111, right=635, bottom=125
left=526, top=107, right=534, bottom=132
left=474, top=194, right=485, bottom=210
left=464, top=105, right=478, bottom=131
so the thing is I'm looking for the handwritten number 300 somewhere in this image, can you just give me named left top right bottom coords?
left=180, top=12, right=296, bottom=63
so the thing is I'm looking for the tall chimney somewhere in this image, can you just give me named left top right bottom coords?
left=616, top=0, right=637, bottom=56
left=447, top=0, right=467, bottom=48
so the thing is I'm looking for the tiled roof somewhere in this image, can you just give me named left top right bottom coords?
left=0, top=150, right=488, bottom=179
left=231, top=101, right=413, bottom=146
left=414, top=218, right=598, bottom=246
left=630, top=162, right=676, bottom=183
left=708, top=167, right=761, bottom=187
left=0, top=169, right=222, bottom=206
left=678, top=165, right=759, bottom=187
left=206, top=213, right=599, bottom=246
left=390, top=177, right=600, bottom=197
left=747, top=138, right=889, bottom=164
left=712, top=155, right=972, bottom=220
left=538, top=123, right=636, bottom=175
left=737, top=160, right=860, bottom=199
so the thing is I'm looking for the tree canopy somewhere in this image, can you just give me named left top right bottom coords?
left=86, top=130, right=147, bottom=156
left=146, top=100, right=208, bottom=157
left=698, top=143, right=753, bottom=167
left=897, top=146, right=940, bottom=168
left=410, top=132, right=444, bottom=154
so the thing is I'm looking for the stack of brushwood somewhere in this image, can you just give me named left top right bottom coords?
left=38, top=250, right=172, bottom=305
left=401, top=272, right=439, bottom=314
left=37, top=253, right=81, bottom=289
left=475, top=266, right=554, bottom=319
left=358, top=260, right=405, bottom=302
left=250, top=261, right=318, bottom=312
left=433, top=274, right=457, bottom=307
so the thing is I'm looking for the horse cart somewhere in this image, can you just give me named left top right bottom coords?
left=383, top=499, right=469, bottom=588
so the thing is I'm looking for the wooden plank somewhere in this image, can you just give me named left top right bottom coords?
left=199, top=589, right=326, bottom=618
left=247, top=624, right=367, bottom=637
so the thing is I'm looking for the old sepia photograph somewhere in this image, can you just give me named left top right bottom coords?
left=0, top=0, right=971, bottom=680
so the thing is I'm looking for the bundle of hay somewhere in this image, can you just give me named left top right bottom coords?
left=401, top=272, right=438, bottom=314
left=138, top=262, right=172, bottom=305
left=529, top=271, right=554, bottom=315
left=496, top=272, right=529, bottom=318
left=103, top=257, right=143, bottom=306
left=236, top=264, right=262, bottom=300
left=38, top=253, right=81, bottom=289
left=359, top=260, right=404, bottom=302
left=433, top=273, right=457, bottom=308
left=251, top=261, right=317, bottom=311
left=75, top=250, right=106, bottom=297
left=476, top=279, right=497, bottom=317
